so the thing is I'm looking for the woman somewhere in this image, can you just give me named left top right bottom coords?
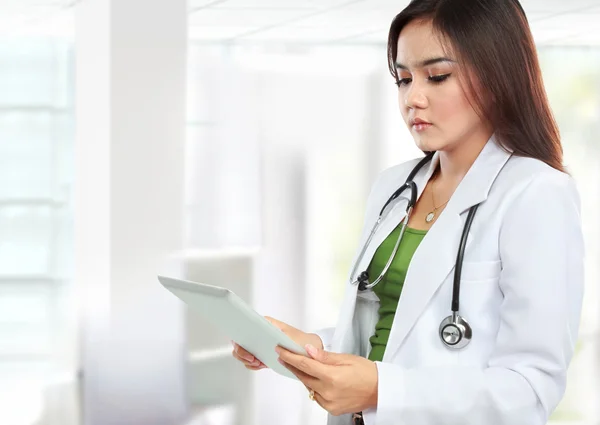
left=232, top=0, right=585, bottom=424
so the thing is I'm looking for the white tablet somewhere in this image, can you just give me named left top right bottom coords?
left=158, top=275, right=307, bottom=380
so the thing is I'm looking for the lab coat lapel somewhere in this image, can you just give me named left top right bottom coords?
left=383, top=135, right=513, bottom=361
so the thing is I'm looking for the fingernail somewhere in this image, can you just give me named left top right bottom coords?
left=278, top=358, right=284, bottom=365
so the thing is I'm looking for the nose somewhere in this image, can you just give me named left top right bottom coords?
left=403, top=80, right=428, bottom=109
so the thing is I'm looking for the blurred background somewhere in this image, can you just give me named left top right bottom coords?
left=0, top=0, right=598, bottom=424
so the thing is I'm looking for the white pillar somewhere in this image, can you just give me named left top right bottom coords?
left=253, top=143, right=307, bottom=425
left=74, top=0, right=188, bottom=424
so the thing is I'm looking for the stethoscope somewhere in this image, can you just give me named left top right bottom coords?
left=350, top=152, right=479, bottom=350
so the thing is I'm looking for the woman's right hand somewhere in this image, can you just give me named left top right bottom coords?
left=231, top=316, right=324, bottom=371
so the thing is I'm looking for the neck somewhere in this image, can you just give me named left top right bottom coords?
left=435, top=129, right=493, bottom=185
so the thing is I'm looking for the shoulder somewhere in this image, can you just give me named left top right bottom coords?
left=362, top=157, right=425, bottom=218
left=497, top=156, right=584, bottom=268
left=496, top=155, right=580, bottom=210
left=370, top=157, right=423, bottom=195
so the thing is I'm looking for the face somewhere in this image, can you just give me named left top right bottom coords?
left=395, top=19, right=490, bottom=152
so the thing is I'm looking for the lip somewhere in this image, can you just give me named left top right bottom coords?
left=412, top=122, right=432, bottom=132
left=410, top=118, right=431, bottom=126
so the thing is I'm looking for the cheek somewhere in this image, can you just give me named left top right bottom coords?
left=399, top=100, right=408, bottom=118
left=433, top=85, right=473, bottom=123
left=398, top=96, right=409, bottom=121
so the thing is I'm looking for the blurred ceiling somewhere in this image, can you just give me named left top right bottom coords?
left=0, top=0, right=599, bottom=45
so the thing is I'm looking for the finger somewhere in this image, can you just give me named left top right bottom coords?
left=245, top=362, right=267, bottom=370
left=238, top=356, right=265, bottom=369
left=250, top=359, right=266, bottom=368
left=305, top=344, right=343, bottom=366
left=312, top=392, right=344, bottom=417
left=231, top=346, right=266, bottom=368
left=279, top=359, right=320, bottom=390
left=312, top=390, right=328, bottom=411
left=277, top=346, right=327, bottom=380
left=232, top=349, right=262, bottom=367
left=264, top=316, right=286, bottom=331
left=303, top=386, right=332, bottom=413
left=232, top=347, right=254, bottom=363
left=232, top=342, right=256, bottom=363
left=233, top=342, right=255, bottom=360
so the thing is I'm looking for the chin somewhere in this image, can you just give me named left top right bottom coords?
left=413, top=136, right=443, bottom=152
left=413, top=131, right=459, bottom=153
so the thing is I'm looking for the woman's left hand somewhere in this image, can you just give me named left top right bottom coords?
left=275, top=344, right=378, bottom=416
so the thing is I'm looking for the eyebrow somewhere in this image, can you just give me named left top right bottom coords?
left=395, top=57, right=456, bottom=70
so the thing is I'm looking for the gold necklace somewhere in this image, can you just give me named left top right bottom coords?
left=425, top=175, right=450, bottom=223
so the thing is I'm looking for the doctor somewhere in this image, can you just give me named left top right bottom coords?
left=232, top=0, right=585, bottom=424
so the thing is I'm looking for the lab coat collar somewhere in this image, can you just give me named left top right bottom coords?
left=425, top=132, right=513, bottom=215
left=394, top=133, right=513, bottom=213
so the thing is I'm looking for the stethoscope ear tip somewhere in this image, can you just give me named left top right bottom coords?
left=357, top=271, right=369, bottom=291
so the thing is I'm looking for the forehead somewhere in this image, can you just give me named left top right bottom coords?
left=396, top=19, right=453, bottom=69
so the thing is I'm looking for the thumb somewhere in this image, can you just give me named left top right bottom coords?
left=265, top=316, right=286, bottom=332
left=305, top=344, right=340, bottom=365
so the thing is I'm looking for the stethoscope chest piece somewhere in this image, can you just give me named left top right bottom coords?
left=439, top=312, right=472, bottom=349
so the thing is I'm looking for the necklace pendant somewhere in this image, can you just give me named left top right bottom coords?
left=425, top=211, right=435, bottom=223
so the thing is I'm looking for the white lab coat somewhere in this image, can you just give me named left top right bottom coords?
left=314, top=134, right=585, bottom=425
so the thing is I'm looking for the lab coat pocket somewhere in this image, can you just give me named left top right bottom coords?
left=459, top=260, right=502, bottom=282
left=457, top=261, right=504, bottom=365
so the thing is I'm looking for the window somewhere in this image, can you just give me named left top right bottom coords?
left=0, top=39, right=77, bottom=425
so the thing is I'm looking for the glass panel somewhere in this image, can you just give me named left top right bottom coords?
left=53, top=208, right=73, bottom=279
left=0, top=206, right=54, bottom=275
left=0, top=284, right=50, bottom=324
left=0, top=361, right=52, bottom=381
left=0, top=40, right=59, bottom=107
left=0, top=38, right=75, bottom=425
left=0, top=323, right=51, bottom=355
left=54, top=113, right=75, bottom=192
left=0, top=111, right=55, bottom=199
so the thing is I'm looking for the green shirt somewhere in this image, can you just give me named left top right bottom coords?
left=367, top=223, right=427, bottom=362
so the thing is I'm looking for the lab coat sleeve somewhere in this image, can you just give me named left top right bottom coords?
left=312, top=327, right=335, bottom=351
left=368, top=172, right=585, bottom=425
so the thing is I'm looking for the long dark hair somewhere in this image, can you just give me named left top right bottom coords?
left=387, top=0, right=565, bottom=173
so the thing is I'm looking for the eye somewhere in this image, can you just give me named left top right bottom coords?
left=395, top=78, right=412, bottom=87
left=429, top=73, right=451, bottom=83
left=395, top=73, right=451, bottom=87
